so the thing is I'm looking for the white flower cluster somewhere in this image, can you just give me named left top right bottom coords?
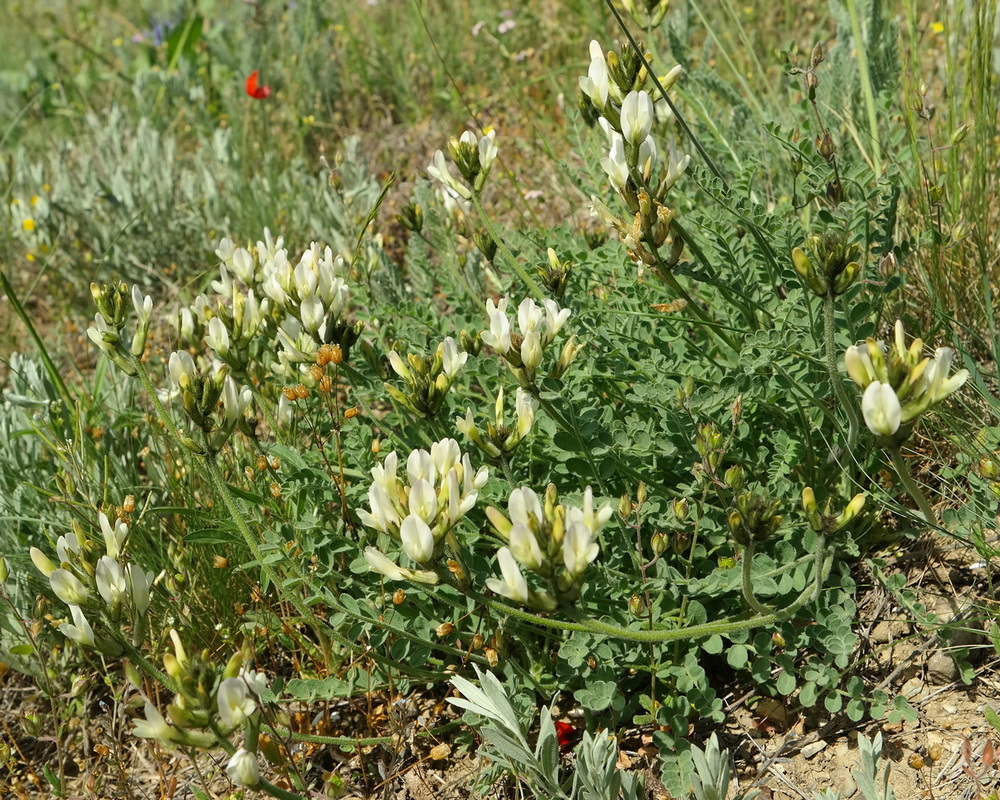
left=184, top=230, right=356, bottom=380
left=87, top=282, right=154, bottom=375
left=485, top=486, right=613, bottom=609
left=427, top=129, right=498, bottom=217
left=845, top=319, right=969, bottom=438
left=167, top=350, right=253, bottom=451
left=30, top=512, right=154, bottom=651
left=132, top=630, right=268, bottom=787
left=580, top=41, right=688, bottom=195
left=361, top=438, right=489, bottom=583
left=481, top=296, right=571, bottom=385
left=385, top=336, right=469, bottom=418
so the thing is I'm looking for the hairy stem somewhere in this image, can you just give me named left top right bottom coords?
left=740, top=543, right=776, bottom=615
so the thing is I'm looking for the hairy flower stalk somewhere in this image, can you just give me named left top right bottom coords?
left=360, top=439, right=489, bottom=583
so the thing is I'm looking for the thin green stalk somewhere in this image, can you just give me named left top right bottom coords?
left=262, top=719, right=461, bottom=749
left=471, top=192, right=544, bottom=300
left=740, top=544, right=775, bottom=615
left=248, top=381, right=283, bottom=445
left=133, top=360, right=192, bottom=459
left=660, top=269, right=740, bottom=355
left=112, top=632, right=179, bottom=695
left=257, top=779, right=307, bottom=800
left=887, top=444, right=937, bottom=526
left=478, top=539, right=829, bottom=643
left=202, top=455, right=327, bottom=648
left=0, top=270, right=73, bottom=410
left=844, top=0, right=883, bottom=178
left=822, top=293, right=860, bottom=453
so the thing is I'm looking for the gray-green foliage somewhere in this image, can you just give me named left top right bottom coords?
left=854, top=733, right=897, bottom=800
left=0, top=353, right=64, bottom=671
left=449, top=666, right=641, bottom=800
left=3, top=104, right=383, bottom=291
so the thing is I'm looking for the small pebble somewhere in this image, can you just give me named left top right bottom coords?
left=801, top=740, right=828, bottom=758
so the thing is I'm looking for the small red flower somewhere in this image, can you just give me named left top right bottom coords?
left=554, top=721, right=577, bottom=751
left=245, top=70, right=271, bottom=99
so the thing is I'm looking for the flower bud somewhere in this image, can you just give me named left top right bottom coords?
left=398, top=202, right=424, bottom=233
left=834, top=493, right=866, bottom=530
left=628, top=594, right=647, bottom=617
left=226, top=748, right=260, bottom=787
left=724, top=465, right=746, bottom=493
left=617, top=494, right=632, bottom=519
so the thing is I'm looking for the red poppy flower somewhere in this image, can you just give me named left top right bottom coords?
left=554, top=721, right=576, bottom=751
left=245, top=70, right=271, bottom=99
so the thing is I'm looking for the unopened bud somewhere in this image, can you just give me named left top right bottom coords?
left=730, top=395, right=743, bottom=423
left=22, top=713, right=41, bottom=737
left=672, top=498, right=689, bottom=522
left=950, top=122, right=971, bottom=145
left=398, top=202, right=424, bottom=233
left=628, top=594, right=647, bottom=617
left=816, top=131, right=836, bottom=161
left=650, top=531, right=668, bottom=555
left=810, top=42, right=825, bottom=67
left=618, top=494, right=632, bottom=519
left=834, top=493, right=866, bottom=530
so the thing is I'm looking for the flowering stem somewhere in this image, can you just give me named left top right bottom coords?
left=111, top=631, right=180, bottom=695
left=132, top=358, right=196, bottom=459
left=887, top=444, right=937, bottom=526
left=740, top=544, right=776, bottom=615
left=478, top=539, right=830, bottom=643
left=822, top=292, right=860, bottom=455
left=202, top=455, right=329, bottom=650
left=471, top=192, right=545, bottom=300
left=659, top=268, right=740, bottom=355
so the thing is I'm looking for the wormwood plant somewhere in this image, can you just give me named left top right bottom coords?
left=1, top=3, right=992, bottom=798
